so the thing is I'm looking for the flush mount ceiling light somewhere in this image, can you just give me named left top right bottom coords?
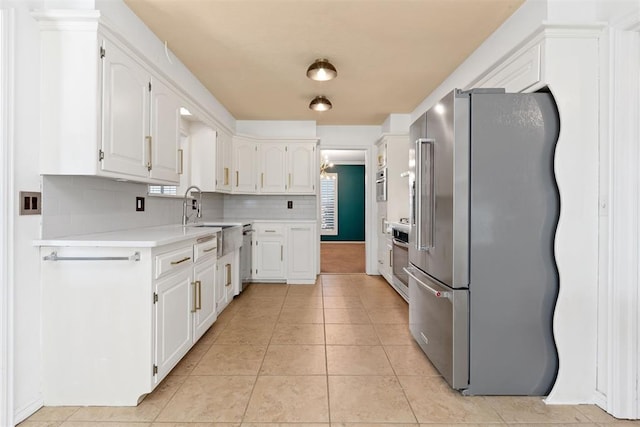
left=306, top=58, right=337, bottom=81
left=309, top=95, right=332, bottom=112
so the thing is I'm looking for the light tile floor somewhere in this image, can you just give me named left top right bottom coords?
left=20, top=274, right=639, bottom=427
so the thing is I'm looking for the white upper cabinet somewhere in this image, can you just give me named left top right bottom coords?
left=149, top=78, right=181, bottom=182
left=287, top=143, right=316, bottom=194
left=259, top=143, right=287, bottom=193
left=230, top=137, right=318, bottom=195
left=189, top=122, right=217, bottom=192
left=215, top=130, right=233, bottom=192
left=101, top=38, right=181, bottom=183
left=101, top=40, right=150, bottom=179
left=233, top=137, right=257, bottom=193
left=36, top=13, right=181, bottom=184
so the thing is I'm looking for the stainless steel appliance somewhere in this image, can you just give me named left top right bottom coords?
left=407, top=88, right=559, bottom=395
left=375, top=168, right=387, bottom=201
left=391, top=224, right=409, bottom=301
left=240, top=224, right=253, bottom=291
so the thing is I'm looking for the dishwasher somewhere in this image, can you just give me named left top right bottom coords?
left=240, top=224, right=253, bottom=291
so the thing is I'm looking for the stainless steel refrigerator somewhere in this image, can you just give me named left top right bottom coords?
left=406, top=88, right=559, bottom=395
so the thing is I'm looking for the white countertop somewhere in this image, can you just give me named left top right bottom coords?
left=34, top=224, right=222, bottom=248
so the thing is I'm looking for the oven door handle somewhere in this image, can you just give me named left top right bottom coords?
left=404, top=267, right=451, bottom=299
left=392, top=238, right=409, bottom=249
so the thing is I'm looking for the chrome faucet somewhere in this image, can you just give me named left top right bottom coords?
left=182, top=185, right=203, bottom=226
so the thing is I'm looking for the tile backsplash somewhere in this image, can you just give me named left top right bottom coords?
left=42, top=176, right=186, bottom=238
left=41, top=176, right=316, bottom=238
left=223, top=194, right=317, bottom=220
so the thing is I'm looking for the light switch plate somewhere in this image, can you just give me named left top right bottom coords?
left=136, top=196, right=145, bottom=212
left=19, top=191, right=41, bottom=215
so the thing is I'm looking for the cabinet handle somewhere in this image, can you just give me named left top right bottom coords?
left=261, top=173, right=264, bottom=188
left=178, top=148, right=184, bottom=175
left=224, top=167, right=229, bottom=186
left=381, top=217, right=387, bottom=234
left=236, top=171, right=239, bottom=187
left=225, top=263, right=231, bottom=286
left=146, top=136, right=152, bottom=171
left=170, top=256, right=191, bottom=265
left=203, top=246, right=216, bottom=253
left=196, top=280, right=202, bottom=310
left=191, top=281, right=197, bottom=313
left=281, top=245, right=283, bottom=261
left=389, top=250, right=392, bottom=268
left=288, top=173, right=291, bottom=188
left=265, top=230, right=276, bottom=233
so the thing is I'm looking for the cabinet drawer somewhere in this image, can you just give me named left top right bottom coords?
left=194, top=235, right=218, bottom=262
left=256, top=224, right=285, bottom=236
left=155, top=246, right=193, bottom=279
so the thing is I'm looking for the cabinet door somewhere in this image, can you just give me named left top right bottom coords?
left=215, top=262, right=226, bottom=315
left=149, top=78, right=180, bottom=183
left=216, top=130, right=232, bottom=192
left=190, top=123, right=217, bottom=192
left=233, top=138, right=256, bottom=193
left=254, top=227, right=285, bottom=279
left=259, top=143, right=287, bottom=193
left=155, top=270, right=193, bottom=382
left=287, top=143, right=316, bottom=193
left=193, top=259, right=217, bottom=342
left=287, top=224, right=317, bottom=282
left=101, top=40, right=150, bottom=178
left=215, top=251, right=235, bottom=313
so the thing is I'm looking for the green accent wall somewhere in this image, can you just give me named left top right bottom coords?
left=321, top=165, right=365, bottom=242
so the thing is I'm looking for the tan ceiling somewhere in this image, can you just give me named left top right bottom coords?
left=124, top=0, right=524, bottom=126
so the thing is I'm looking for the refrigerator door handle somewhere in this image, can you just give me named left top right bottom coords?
left=404, top=267, right=450, bottom=299
left=415, top=138, right=435, bottom=251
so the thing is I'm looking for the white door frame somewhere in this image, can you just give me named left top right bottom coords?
left=0, top=7, right=15, bottom=427
left=317, top=147, right=374, bottom=274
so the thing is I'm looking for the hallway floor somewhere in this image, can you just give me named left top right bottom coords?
left=320, top=243, right=365, bottom=273
left=21, top=274, right=634, bottom=426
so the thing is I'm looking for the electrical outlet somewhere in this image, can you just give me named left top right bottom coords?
left=136, top=197, right=145, bottom=212
left=191, top=199, right=198, bottom=210
left=19, top=191, right=41, bottom=215
left=287, top=201, right=293, bottom=209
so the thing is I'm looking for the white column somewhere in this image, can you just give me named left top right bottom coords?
left=0, top=7, right=15, bottom=427
left=605, top=22, right=640, bottom=419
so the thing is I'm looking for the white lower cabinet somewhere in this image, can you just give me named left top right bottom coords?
left=287, top=224, right=317, bottom=282
left=253, top=222, right=317, bottom=284
left=154, top=268, right=194, bottom=381
left=254, top=224, right=286, bottom=280
left=40, top=234, right=220, bottom=406
left=192, top=256, right=217, bottom=342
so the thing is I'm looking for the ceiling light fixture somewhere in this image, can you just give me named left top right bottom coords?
left=309, top=95, right=333, bottom=112
left=306, top=58, right=337, bottom=81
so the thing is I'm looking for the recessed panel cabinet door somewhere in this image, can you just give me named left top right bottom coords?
left=233, top=139, right=256, bottom=193
left=260, top=144, right=287, bottom=193
left=150, top=78, right=180, bottom=183
left=101, top=41, right=149, bottom=179
left=287, top=143, right=316, bottom=193
left=193, top=259, right=216, bottom=342
left=155, top=270, right=193, bottom=382
left=216, top=131, right=233, bottom=192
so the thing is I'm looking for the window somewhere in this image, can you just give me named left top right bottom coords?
left=320, top=173, right=338, bottom=235
left=148, top=185, right=177, bottom=196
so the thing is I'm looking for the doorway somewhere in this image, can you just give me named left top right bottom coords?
left=319, top=149, right=366, bottom=273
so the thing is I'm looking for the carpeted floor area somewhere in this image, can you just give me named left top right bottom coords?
left=320, top=242, right=366, bottom=273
